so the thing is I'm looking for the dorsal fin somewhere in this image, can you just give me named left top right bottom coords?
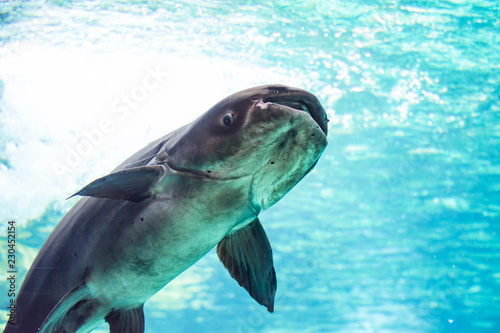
left=68, top=165, right=166, bottom=202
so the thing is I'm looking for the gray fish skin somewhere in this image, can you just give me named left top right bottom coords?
left=4, top=84, right=328, bottom=333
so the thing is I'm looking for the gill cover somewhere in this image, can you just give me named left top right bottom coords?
left=162, top=85, right=328, bottom=179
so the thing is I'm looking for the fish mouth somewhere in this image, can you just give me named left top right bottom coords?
left=261, top=93, right=328, bottom=135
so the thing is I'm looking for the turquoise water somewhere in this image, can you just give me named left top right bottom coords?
left=1, top=0, right=499, bottom=332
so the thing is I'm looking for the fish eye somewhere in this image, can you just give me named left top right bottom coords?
left=273, top=90, right=279, bottom=94
left=222, top=114, right=233, bottom=127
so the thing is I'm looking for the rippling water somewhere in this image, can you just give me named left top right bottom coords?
left=0, top=0, right=499, bottom=332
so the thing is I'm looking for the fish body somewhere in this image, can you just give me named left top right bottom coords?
left=4, top=84, right=328, bottom=333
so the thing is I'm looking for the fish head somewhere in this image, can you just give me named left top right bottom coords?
left=163, top=84, right=328, bottom=211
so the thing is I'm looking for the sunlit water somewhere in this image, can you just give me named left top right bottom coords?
left=0, top=0, right=499, bottom=332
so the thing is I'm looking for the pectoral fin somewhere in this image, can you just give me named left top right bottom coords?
left=105, top=306, right=145, bottom=333
left=217, top=218, right=277, bottom=312
left=68, top=165, right=166, bottom=202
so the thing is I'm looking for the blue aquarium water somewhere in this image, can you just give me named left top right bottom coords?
left=0, top=0, right=499, bottom=332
